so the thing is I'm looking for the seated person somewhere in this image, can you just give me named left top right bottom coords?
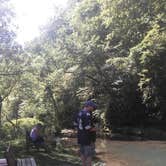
left=30, top=123, right=45, bottom=145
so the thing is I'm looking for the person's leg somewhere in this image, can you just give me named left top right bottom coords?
left=80, top=154, right=86, bottom=166
left=91, top=142, right=96, bottom=156
left=84, top=145, right=93, bottom=166
left=32, top=139, right=40, bottom=151
left=35, top=137, right=49, bottom=152
left=37, top=136, right=44, bottom=144
left=80, top=145, right=87, bottom=166
left=86, top=157, right=92, bottom=166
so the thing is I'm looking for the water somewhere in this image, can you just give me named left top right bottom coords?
left=96, top=139, right=166, bottom=166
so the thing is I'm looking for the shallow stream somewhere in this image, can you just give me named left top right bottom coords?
left=96, top=139, right=166, bottom=166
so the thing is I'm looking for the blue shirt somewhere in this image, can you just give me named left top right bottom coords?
left=75, top=109, right=92, bottom=145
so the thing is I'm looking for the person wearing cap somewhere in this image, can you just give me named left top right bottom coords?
left=74, top=100, right=97, bottom=166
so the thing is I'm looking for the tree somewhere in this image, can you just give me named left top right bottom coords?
left=0, top=0, right=22, bottom=127
left=131, top=24, right=166, bottom=119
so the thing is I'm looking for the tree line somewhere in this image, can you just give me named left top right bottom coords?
left=0, top=0, right=165, bottom=134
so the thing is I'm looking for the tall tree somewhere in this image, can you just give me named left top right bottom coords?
left=0, top=0, right=21, bottom=126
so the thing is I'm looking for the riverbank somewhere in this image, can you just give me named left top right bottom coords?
left=55, top=136, right=166, bottom=166
left=61, top=127, right=166, bottom=141
left=98, top=126, right=166, bottom=141
left=1, top=135, right=166, bottom=166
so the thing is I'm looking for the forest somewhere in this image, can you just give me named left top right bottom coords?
left=0, top=0, right=166, bottom=139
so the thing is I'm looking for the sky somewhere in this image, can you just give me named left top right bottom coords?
left=11, top=0, right=68, bottom=44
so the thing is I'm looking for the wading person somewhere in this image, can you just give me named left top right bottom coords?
left=74, top=100, right=97, bottom=166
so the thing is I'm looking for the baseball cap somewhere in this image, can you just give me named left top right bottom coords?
left=84, top=100, right=97, bottom=110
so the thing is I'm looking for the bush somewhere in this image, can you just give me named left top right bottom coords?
left=2, top=117, right=43, bottom=139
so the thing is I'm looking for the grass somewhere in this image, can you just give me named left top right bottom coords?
left=0, top=137, right=104, bottom=166
left=0, top=137, right=81, bottom=166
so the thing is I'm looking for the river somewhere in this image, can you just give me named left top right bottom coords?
left=96, top=139, right=166, bottom=166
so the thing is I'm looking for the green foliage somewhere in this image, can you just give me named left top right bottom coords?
left=2, top=117, right=42, bottom=138
left=27, top=0, right=165, bottom=127
left=0, top=0, right=23, bottom=127
left=0, top=0, right=165, bottom=132
left=131, top=24, right=166, bottom=118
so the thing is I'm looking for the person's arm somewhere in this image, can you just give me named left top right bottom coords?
left=90, top=116, right=97, bottom=132
left=84, top=112, right=96, bottom=131
left=84, top=112, right=97, bottom=132
left=89, top=127, right=96, bottom=132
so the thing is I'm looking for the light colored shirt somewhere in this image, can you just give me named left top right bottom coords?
left=30, top=127, right=38, bottom=141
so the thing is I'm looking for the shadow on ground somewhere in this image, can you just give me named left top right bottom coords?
left=0, top=138, right=105, bottom=166
left=11, top=139, right=104, bottom=166
left=14, top=144, right=81, bottom=166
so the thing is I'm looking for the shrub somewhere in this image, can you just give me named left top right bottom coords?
left=2, top=117, right=43, bottom=139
